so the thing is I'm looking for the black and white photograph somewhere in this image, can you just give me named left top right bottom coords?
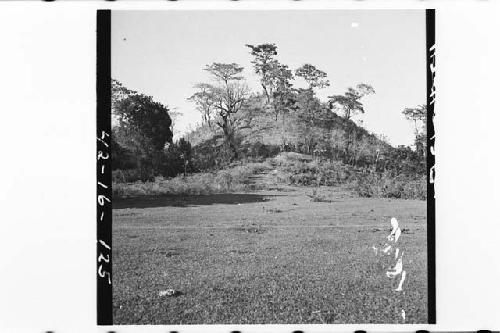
left=4, top=1, right=500, bottom=332
left=105, top=9, right=433, bottom=325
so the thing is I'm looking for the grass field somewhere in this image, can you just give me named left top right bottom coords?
left=112, top=185, right=427, bottom=324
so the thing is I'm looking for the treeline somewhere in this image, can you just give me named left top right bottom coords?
left=111, top=42, right=427, bottom=185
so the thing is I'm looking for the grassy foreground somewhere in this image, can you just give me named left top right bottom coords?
left=112, top=187, right=427, bottom=324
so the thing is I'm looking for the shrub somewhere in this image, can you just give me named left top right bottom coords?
left=113, top=169, right=151, bottom=183
left=246, top=142, right=280, bottom=159
left=112, top=162, right=272, bottom=198
left=270, top=153, right=426, bottom=200
left=274, top=157, right=351, bottom=186
left=353, top=172, right=426, bottom=200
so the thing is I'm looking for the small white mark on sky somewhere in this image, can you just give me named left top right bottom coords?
left=351, top=22, right=360, bottom=28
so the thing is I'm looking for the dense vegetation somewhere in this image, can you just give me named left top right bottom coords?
left=111, top=43, right=427, bottom=200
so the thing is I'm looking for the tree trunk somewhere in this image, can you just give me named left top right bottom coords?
left=262, top=84, right=270, bottom=103
left=281, top=112, right=286, bottom=151
left=221, top=115, right=238, bottom=161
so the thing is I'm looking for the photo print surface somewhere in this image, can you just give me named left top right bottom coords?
left=98, top=9, right=435, bottom=325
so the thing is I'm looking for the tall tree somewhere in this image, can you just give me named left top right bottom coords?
left=270, top=63, right=295, bottom=119
left=112, top=79, right=173, bottom=179
left=327, top=83, right=375, bottom=161
left=328, top=83, right=375, bottom=120
left=246, top=43, right=278, bottom=102
left=402, top=104, right=427, bottom=156
left=293, top=88, right=324, bottom=154
left=269, top=64, right=297, bottom=149
left=187, top=83, right=215, bottom=128
left=246, top=43, right=297, bottom=125
left=190, top=62, right=249, bottom=160
left=295, top=63, right=330, bottom=90
left=289, top=64, right=330, bottom=152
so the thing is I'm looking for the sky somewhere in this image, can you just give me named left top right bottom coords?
left=111, top=10, right=426, bottom=146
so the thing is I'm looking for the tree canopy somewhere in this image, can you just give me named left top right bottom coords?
left=295, top=63, right=330, bottom=90
left=328, top=83, right=375, bottom=120
left=111, top=80, right=174, bottom=180
left=112, top=80, right=173, bottom=152
left=246, top=43, right=279, bottom=101
left=187, top=83, right=216, bottom=128
left=204, top=62, right=244, bottom=83
left=402, top=104, right=427, bottom=156
left=402, top=105, right=426, bottom=123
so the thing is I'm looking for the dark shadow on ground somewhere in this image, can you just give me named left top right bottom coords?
left=113, top=193, right=280, bottom=209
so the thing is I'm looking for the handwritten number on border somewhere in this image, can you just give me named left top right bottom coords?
left=97, top=131, right=111, bottom=285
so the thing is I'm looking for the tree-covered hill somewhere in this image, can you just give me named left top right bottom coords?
left=111, top=42, right=426, bottom=199
left=184, top=91, right=423, bottom=177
